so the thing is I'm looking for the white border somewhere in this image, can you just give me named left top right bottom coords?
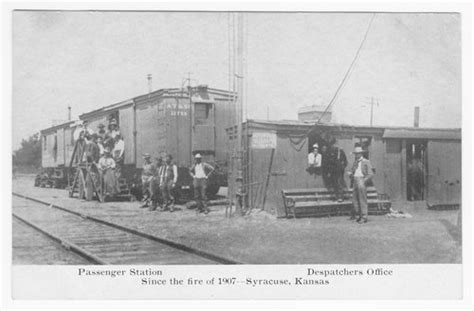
left=2, top=1, right=472, bottom=309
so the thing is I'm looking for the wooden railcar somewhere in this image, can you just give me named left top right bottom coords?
left=38, top=121, right=79, bottom=189
left=39, top=85, right=236, bottom=200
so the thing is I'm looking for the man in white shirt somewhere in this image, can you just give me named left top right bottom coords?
left=348, top=146, right=374, bottom=223
left=189, top=153, right=214, bottom=214
left=112, top=135, right=125, bottom=178
left=307, top=143, right=322, bottom=175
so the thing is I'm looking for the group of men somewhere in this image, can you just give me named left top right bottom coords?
left=74, top=119, right=125, bottom=199
left=307, top=139, right=374, bottom=223
left=140, top=153, right=214, bottom=214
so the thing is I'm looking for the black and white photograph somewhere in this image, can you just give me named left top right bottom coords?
left=4, top=3, right=471, bottom=302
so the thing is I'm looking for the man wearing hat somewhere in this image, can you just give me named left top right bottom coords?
left=348, top=146, right=374, bottom=223
left=98, top=147, right=119, bottom=199
left=104, top=119, right=121, bottom=150
left=159, top=154, right=178, bottom=212
left=140, top=153, right=156, bottom=209
left=85, top=133, right=100, bottom=163
left=307, top=143, right=322, bottom=175
left=150, top=156, right=164, bottom=211
left=189, top=153, right=214, bottom=214
left=97, top=123, right=106, bottom=140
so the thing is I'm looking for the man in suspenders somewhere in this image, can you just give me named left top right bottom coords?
left=159, top=154, right=178, bottom=212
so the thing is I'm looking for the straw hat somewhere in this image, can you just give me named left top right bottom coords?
left=353, top=146, right=364, bottom=154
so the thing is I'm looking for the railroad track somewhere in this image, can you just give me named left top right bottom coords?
left=12, top=192, right=240, bottom=265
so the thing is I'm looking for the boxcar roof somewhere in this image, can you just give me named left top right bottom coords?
left=40, top=120, right=76, bottom=135
left=79, top=86, right=235, bottom=120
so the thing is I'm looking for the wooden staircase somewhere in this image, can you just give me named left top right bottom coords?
left=67, top=139, right=131, bottom=202
left=115, top=178, right=133, bottom=201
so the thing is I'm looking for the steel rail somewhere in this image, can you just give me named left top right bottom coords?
left=12, top=192, right=241, bottom=265
left=12, top=212, right=107, bottom=264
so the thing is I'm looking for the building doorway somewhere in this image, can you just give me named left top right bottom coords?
left=406, top=140, right=427, bottom=201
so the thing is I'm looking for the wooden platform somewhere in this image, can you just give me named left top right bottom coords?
left=282, top=187, right=391, bottom=218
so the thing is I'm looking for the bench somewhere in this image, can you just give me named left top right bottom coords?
left=281, top=187, right=391, bottom=218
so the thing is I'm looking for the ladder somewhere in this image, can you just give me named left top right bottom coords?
left=67, top=139, right=104, bottom=202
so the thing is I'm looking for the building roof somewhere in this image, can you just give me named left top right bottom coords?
left=244, top=119, right=461, bottom=140
left=383, top=128, right=461, bottom=140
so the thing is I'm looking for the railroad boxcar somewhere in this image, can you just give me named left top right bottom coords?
left=38, top=120, right=79, bottom=188
left=75, top=85, right=236, bottom=199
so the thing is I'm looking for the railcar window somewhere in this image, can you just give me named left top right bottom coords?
left=195, top=103, right=210, bottom=125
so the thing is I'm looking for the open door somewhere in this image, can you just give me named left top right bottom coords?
left=406, top=140, right=427, bottom=201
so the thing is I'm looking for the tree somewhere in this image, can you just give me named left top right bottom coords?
left=13, top=133, right=42, bottom=169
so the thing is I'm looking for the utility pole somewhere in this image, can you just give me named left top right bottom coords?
left=67, top=106, right=71, bottom=121
left=370, top=97, right=374, bottom=127
left=147, top=74, right=152, bottom=94
left=234, top=12, right=245, bottom=216
left=362, top=97, right=379, bottom=127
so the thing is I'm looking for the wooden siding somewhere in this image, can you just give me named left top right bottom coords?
left=56, top=128, right=65, bottom=166
left=119, top=106, right=134, bottom=165
left=382, top=139, right=404, bottom=201
left=64, top=126, right=75, bottom=167
left=136, top=101, right=161, bottom=169
left=42, top=132, right=56, bottom=168
left=164, top=97, right=192, bottom=167
left=427, top=140, right=462, bottom=203
left=214, top=99, right=235, bottom=164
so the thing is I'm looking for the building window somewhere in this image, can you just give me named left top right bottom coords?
left=43, top=136, right=47, bottom=150
left=354, top=136, right=372, bottom=159
left=195, top=103, right=210, bottom=125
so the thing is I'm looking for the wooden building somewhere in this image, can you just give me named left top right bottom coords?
left=229, top=120, right=461, bottom=217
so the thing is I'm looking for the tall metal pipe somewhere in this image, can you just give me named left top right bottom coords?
left=414, top=106, right=420, bottom=127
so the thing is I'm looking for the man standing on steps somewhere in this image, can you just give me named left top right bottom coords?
left=189, top=153, right=214, bottom=214
left=348, top=146, right=374, bottom=223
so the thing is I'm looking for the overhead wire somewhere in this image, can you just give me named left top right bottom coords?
left=287, top=13, right=377, bottom=150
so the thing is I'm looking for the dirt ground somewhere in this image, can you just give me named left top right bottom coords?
left=12, top=174, right=462, bottom=264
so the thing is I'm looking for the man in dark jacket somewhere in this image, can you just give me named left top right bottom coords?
left=85, top=133, right=100, bottom=163
left=326, top=139, right=348, bottom=202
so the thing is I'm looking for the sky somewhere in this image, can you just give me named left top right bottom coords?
left=12, top=11, right=461, bottom=149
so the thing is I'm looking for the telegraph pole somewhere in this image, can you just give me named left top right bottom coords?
left=363, top=97, right=379, bottom=127
left=370, top=97, right=374, bottom=127
left=234, top=12, right=245, bottom=216
left=147, top=74, right=152, bottom=94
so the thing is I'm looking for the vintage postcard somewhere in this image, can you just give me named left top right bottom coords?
left=3, top=1, right=471, bottom=305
